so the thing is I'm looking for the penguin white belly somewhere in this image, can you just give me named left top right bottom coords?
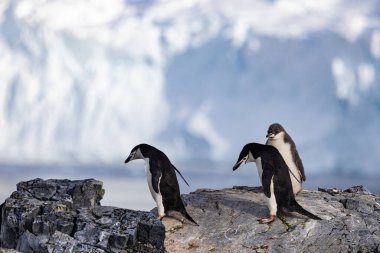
left=144, top=159, right=165, bottom=217
left=268, top=177, right=277, bottom=216
left=255, top=158, right=277, bottom=216
left=270, top=141, right=302, bottom=194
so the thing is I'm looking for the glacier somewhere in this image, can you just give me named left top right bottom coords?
left=0, top=0, right=380, bottom=175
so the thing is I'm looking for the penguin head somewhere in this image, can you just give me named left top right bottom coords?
left=233, top=144, right=255, bottom=171
left=125, top=144, right=148, bottom=163
left=266, top=123, right=285, bottom=140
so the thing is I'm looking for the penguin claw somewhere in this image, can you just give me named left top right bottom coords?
left=258, top=215, right=276, bottom=224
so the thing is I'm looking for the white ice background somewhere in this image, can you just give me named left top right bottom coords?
left=0, top=0, right=380, bottom=176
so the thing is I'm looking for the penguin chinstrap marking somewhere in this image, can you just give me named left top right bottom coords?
left=266, top=123, right=306, bottom=195
left=232, top=143, right=321, bottom=224
left=125, top=143, right=198, bottom=225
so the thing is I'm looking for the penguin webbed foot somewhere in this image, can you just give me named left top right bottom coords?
left=258, top=215, right=276, bottom=224
left=159, top=215, right=165, bottom=221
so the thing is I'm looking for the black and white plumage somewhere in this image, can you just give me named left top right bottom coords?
left=266, top=123, right=306, bottom=195
left=125, top=143, right=197, bottom=225
left=233, top=143, right=321, bottom=224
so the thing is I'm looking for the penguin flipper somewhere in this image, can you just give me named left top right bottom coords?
left=293, top=149, right=306, bottom=181
left=284, top=133, right=306, bottom=182
left=261, top=162, right=274, bottom=198
left=149, top=159, right=162, bottom=194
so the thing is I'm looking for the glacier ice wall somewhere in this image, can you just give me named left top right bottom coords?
left=0, top=0, right=379, bottom=175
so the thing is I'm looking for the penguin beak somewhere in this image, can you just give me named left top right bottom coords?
left=233, top=162, right=242, bottom=171
left=266, top=133, right=275, bottom=138
left=124, top=155, right=132, bottom=164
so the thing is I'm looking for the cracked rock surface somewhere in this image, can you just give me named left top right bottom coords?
left=163, top=186, right=380, bottom=253
left=0, top=178, right=165, bottom=253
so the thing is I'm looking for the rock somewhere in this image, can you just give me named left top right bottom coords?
left=343, top=185, right=372, bottom=195
left=318, top=187, right=342, bottom=195
left=318, top=185, right=372, bottom=196
left=0, top=178, right=165, bottom=253
left=1, top=179, right=379, bottom=252
left=0, top=248, right=21, bottom=253
left=164, top=186, right=380, bottom=253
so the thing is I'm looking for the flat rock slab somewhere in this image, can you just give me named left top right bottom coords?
left=163, top=186, right=380, bottom=253
left=0, top=178, right=165, bottom=253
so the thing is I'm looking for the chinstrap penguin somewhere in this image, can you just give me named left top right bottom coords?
left=125, top=143, right=198, bottom=225
left=266, top=123, right=306, bottom=195
left=233, top=142, right=321, bottom=224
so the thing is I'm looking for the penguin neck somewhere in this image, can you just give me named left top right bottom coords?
left=247, top=151, right=256, bottom=162
left=247, top=144, right=261, bottom=160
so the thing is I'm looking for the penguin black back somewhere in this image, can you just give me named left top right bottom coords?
left=129, top=144, right=190, bottom=185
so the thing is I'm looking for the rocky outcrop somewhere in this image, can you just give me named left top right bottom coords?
left=1, top=179, right=379, bottom=253
left=0, top=179, right=165, bottom=253
left=163, top=185, right=380, bottom=253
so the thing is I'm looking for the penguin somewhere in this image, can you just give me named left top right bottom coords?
left=266, top=123, right=306, bottom=195
left=125, top=143, right=198, bottom=225
left=233, top=142, right=321, bottom=224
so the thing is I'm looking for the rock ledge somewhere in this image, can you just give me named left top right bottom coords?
left=1, top=179, right=379, bottom=253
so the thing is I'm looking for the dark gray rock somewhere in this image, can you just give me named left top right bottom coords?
left=0, top=178, right=165, bottom=253
left=318, top=187, right=342, bottom=195
left=343, top=185, right=372, bottom=195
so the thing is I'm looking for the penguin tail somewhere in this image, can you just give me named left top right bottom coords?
left=292, top=200, right=322, bottom=220
left=181, top=209, right=199, bottom=226
left=172, top=165, right=190, bottom=187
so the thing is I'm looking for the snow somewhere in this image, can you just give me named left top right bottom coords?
left=371, top=30, right=380, bottom=59
left=331, top=58, right=357, bottom=104
left=187, top=102, right=228, bottom=160
left=358, top=63, right=375, bottom=92
left=0, top=0, right=380, bottom=175
left=331, top=58, right=376, bottom=105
